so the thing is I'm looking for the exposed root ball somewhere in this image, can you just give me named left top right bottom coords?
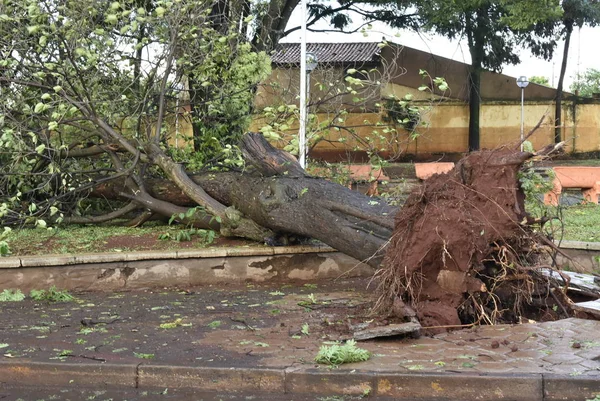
left=375, top=148, right=544, bottom=331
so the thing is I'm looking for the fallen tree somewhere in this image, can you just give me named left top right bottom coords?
left=91, top=133, right=396, bottom=267
left=88, top=131, right=590, bottom=331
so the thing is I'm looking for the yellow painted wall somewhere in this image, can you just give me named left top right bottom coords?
left=169, top=80, right=600, bottom=157
left=569, top=103, right=600, bottom=153
left=247, top=100, right=600, bottom=158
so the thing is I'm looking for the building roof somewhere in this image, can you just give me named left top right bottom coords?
left=271, top=42, right=382, bottom=65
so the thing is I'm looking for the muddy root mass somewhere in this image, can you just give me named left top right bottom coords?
left=376, top=148, right=551, bottom=331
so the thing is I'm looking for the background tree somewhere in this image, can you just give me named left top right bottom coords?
left=571, top=68, right=600, bottom=97
left=366, top=0, right=561, bottom=151
left=545, top=0, right=600, bottom=143
left=529, top=76, right=550, bottom=85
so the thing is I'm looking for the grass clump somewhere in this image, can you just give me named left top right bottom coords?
left=30, top=286, right=74, bottom=303
left=315, top=339, right=370, bottom=367
left=558, top=204, right=600, bottom=242
left=0, top=289, right=25, bottom=302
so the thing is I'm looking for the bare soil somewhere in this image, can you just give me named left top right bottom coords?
left=9, top=229, right=259, bottom=256
left=376, top=148, right=556, bottom=331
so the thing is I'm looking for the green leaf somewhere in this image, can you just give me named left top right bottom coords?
left=35, top=144, right=46, bottom=154
left=34, top=103, right=45, bottom=113
left=155, top=6, right=166, bottom=17
left=105, top=14, right=118, bottom=24
left=134, top=352, right=154, bottom=359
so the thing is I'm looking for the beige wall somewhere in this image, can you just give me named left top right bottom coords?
left=569, top=103, right=600, bottom=152
left=247, top=99, right=600, bottom=159
left=255, top=64, right=382, bottom=113
left=381, top=45, right=560, bottom=102
left=170, top=60, right=600, bottom=158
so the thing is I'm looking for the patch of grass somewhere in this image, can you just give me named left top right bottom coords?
left=79, top=327, right=107, bottom=335
left=558, top=204, right=600, bottom=242
left=5, top=223, right=187, bottom=255
left=527, top=202, right=600, bottom=243
left=30, top=286, right=74, bottom=303
left=0, top=289, right=25, bottom=302
left=315, top=339, right=371, bottom=367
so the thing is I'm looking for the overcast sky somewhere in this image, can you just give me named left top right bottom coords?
left=282, top=10, right=599, bottom=90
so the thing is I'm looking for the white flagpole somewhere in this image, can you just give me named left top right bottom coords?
left=298, top=0, right=307, bottom=168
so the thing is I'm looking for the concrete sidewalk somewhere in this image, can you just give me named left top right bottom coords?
left=1, top=277, right=599, bottom=400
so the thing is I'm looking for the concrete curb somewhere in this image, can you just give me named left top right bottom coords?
left=0, top=245, right=373, bottom=292
left=554, top=241, right=600, bottom=272
left=0, top=244, right=337, bottom=269
left=1, top=361, right=599, bottom=400
left=558, top=241, right=600, bottom=251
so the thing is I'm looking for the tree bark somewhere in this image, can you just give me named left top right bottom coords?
left=468, top=67, right=481, bottom=151
left=554, top=21, right=573, bottom=144
left=94, top=172, right=395, bottom=267
left=144, top=142, right=273, bottom=241
left=466, top=10, right=485, bottom=152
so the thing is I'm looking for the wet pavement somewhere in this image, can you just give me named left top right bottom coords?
left=1, top=277, right=599, bottom=400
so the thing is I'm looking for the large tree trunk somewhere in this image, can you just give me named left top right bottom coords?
left=93, top=134, right=396, bottom=267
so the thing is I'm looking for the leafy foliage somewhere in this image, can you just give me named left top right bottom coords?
left=0, top=0, right=271, bottom=230
left=0, top=227, right=11, bottom=256
left=571, top=68, right=600, bottom=97
left=529, top=76, right=550, bottom=86
left=0, top=289, right=26, bottom=302
left=315, top=339, right=371, bottom=366
left=518, top=158, right=556, bottom=225
left=160, top=207, right=217, bottom=243
left=29, top=286, right=75, bottom=303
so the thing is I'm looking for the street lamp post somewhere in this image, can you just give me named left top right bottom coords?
left=516, top=76, right=529, bottom=151
left=298, top=51, right=318, bottom=168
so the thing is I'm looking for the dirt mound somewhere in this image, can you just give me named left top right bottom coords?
left=375, top=148, right=544, bottom=331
